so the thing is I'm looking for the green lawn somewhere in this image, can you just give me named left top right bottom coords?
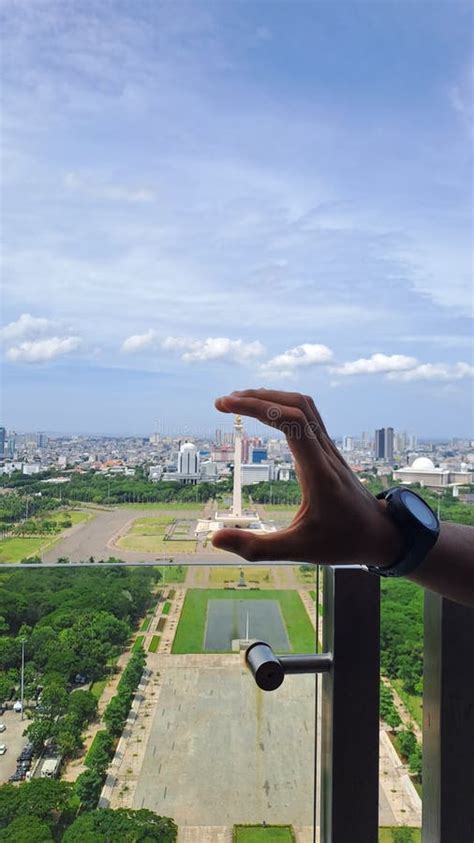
left=90, top=677, right=108, bottom=700
left=161, top=601, right=171, bottom=615
left=148, top=635, right=160, bottom=653
left=157, top=565, right=187, bottom=584
left=234, top=827, right=295, bottom=842
left=117, top=535, right=196, bottom=553
left=392, top=679, right=423, bottom=730
left=0, top=510, right=92, bottom=563
left=172, top=589, right=315, bottom=654
left=140, top=617, right=151, bottom=631
left=379, top=829, right=421, bottom=843
left=132, top=635, right=145, bottom=651
left=0, top=535, right=60, bottom=563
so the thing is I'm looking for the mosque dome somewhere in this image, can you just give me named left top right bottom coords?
left=411, top=457, right=435, bottom=471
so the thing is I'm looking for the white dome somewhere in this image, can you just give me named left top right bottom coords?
left=411, top=457, right=435, bottom=471
left=180, top=442, right=196, bottom=452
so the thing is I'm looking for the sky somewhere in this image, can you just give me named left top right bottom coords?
left=0, top=0, right=473, bottom=438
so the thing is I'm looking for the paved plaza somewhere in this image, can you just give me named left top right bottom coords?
left=132, top=658, right=316, bottom=827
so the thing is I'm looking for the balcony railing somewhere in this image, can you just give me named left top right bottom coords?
left=1, top=559, right=472, bottom=842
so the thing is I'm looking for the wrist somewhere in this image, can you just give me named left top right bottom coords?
left=367, top=499, right=405, bottom=569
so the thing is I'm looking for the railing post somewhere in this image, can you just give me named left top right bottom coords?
left=320, top=566, right=380, bottom=843
left=422, top=592, right=474, bottom=843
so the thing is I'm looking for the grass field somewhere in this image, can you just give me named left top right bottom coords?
left=116, top=515, right=197, bottom=554
left=162, top=601, right=171, bottom=615
left=208, top=567, right=273, bottom=587
left=0, top=510, right=93, bottom=563
left=148, top=635, right=160, bottom=652
left=234, top=827, right=295, bottom=842
left=157, top=565, right=187, bottom=584
left=90, top=677, right=108, bottom=700
left=140, top=617, right=151, bottom=631
left=172, top=589, right=315, bottom=654
left=379, top=829, right=420, bottom=843
left=132, top=635, right=145, bottom=651
left=392, top=679, right=423, bottom=730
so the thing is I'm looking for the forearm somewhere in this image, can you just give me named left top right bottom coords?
left=407, top=521, right=474, bottom=607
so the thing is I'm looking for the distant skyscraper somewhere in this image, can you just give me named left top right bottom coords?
left=0, top=427, right=5, bottom=458
left=385, top=427, right=394, bottom=463
left=343, top=436, right=354, bottom=452
left=375, top=428, right=385, bottom=460
left=375, top=427, right=394, bottom=462
left=37, top=432, right=48, bottom=448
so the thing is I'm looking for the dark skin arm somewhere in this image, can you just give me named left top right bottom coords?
left=211, top=389, right=474, bottom=608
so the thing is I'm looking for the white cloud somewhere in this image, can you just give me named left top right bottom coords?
left=387, top=362, right=474, bottom=382
left=0, top=313, right=53, bottom=341
left=64, top=172, right=155, bottom=203
left=6, top=336, right=81, bottom=363
left=162, top=336, right=265, bottom=364
left=122, top=329, right=157, bottom=353
left=331, top=353, right=418, bottom=376
left=261, top=343, right=334, bottom=378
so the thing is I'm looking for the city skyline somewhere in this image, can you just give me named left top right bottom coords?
left=1, top=1, right=473, bottom=436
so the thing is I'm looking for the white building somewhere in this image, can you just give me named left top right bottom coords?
left=393, top=457, right=473, bottom=488
left=163, top=442, right=200, bottom=484
left=343, top=436, right=354, bottom=452
left=149, top=465, right=163, bottom=482
left=241, top=463, right=271, bottom=485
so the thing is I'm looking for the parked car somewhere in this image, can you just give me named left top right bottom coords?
left=0, top=745, right=7, bottom=755
left=0, top=724, right=6, bottom=732
left=13, top=701, right=22, bottom=713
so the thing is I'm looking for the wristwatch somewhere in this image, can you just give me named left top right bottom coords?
left=366, top=487, right=440, bottom=578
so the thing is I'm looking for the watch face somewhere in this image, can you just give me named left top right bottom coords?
left=401, top=490, right=438, bottom=529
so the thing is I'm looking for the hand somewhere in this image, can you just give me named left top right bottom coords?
left=211, top=389, right=403, bottom=567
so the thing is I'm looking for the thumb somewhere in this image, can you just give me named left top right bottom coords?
left=211, top=527, right=298, bottom=562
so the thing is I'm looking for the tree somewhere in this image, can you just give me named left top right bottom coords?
left=0, top=785, right=20, bottom=829
left=409, top=744, right=422, bottom=779
left=75, top=769, right=103, bottom=811
left=25, top=718, right=56, bottom=754
left=16, top=779, right=73, bottom=821
left=85, top=730, right=114, bottom=774
left=68, top=690, right=97, bottom=727
left=103, top=694, right=129, bottom=737
left=398, top=730, right=417, bottom=760
left=0, top=814, right=53, bottom=842
left=62, top=808, right=178, bottom=842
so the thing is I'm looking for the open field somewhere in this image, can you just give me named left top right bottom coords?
left=208, top=567, right=273, bottom=587
left=116, top=514, right=197, bottom=554
left=172, top=589, right=315, bottom=654
left=114, top=502, right=203, bottom=511
left=234, top=827, right=295, bottom=842
left=0, top=509, right=94, bottom=563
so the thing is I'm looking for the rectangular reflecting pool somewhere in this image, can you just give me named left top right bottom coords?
left=204, top=598, right=291, bottom=652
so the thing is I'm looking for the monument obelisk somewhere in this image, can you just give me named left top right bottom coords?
left=232, top=415, right=243, bottom=518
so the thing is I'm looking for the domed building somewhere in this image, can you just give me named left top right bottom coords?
left=393, top=456, right=473, bottom=488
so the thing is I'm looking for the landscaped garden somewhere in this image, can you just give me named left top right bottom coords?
left=208, top=566, right=273, bottom=587
left=116, top=516, right=196, bottom=554
left=172, top=589, right=315, bottom=654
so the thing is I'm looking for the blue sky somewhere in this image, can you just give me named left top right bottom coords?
left=1, top=0, right=472, bottom=437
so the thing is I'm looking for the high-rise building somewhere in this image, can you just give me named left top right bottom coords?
left=343, top=436, right=354, bottom=452
left=37, top=432, right=48, bottom=448
left=375, top=427, right=394, bottom=462
left=375, top=428, right=385, bottom=460
left=385, top=427, right=394, bottom=463
left=0, top=427, right=5, bottom=458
